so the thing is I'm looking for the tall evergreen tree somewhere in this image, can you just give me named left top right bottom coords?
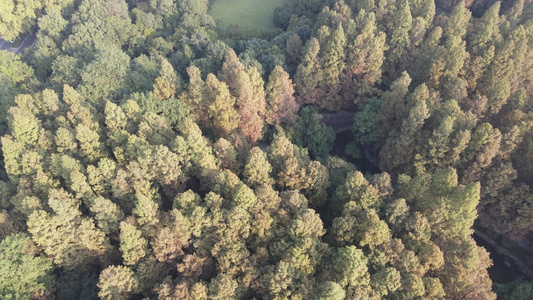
left=319, top=25, right=348, bottom=110
left=343, top=10, right=387, bottom=104
left=205, top=73, right=239, bottom=137
left=265, top=65, right=299, bottom=125
left=153, top=57, right=181, bottom=100
left=294, top=38, right=324, bottom=106
left=386, top=0, right=413, bottom=71
left=219, top=50, right=266, bottom=144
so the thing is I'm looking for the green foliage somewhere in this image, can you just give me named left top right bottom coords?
left=97, top=265, right=138, bottom=300
left=219, top=50, right=266, bottom=143
left=343, top=10, right=387, bottom=104
left=314, top=281, right=345, bottom=300
left=205, top=73, right=239, bottom=137
left=153, top=57, right=182, bottom=100
left=0, top=51, right=36, bottom=86
left=266, top=65, right=299, bottom=125
left=295, top=38, right=323, bottom=106
left=78, top=46, right=131, bottom=102
left=332, top=245, right=369, bottom=287
left=1, top=0, right=533, bottom=298
left=284, top=106, right=336, bottom=158
left=27, top=189, right=111, bottom=270
left=494, top=281, right=533, bottom=300
left=387, top=0, right=413, bottom=66
left=119, top=221, right=147, bottom=265
left=0, top=234, right=54, bottom=299
left=318, top=24, right=347, bottom=110
left=0, top=0, right=59, bottom=40
left=352, top=97, right=382, bottom=146
left=243, top=146, right=274, bottom=187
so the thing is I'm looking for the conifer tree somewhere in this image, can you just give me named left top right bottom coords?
left=0, top=234, right=55, bottom=299
left=89, top=196, right=124, bottom=234
left=379, top=84, right=430, bottom=172
left=205, top=73, right=239, bottom=137
left=184, top=66, right=208, bottom=125
left=119, top=221, right=147, bottom=265
left=294, top=38, right=323, bottom=106
left=343, top=11, right=387, bottom=104
left=468, top=2, right=500, bottom=57
left=378, top=72, right=412, bottom=138
left=219, top=50, right=266, bottom=143
left=153, top=57, right=181, bottom=100
left=0, top=1, right=529, bottom=297
left=386, top=0, right=413, bottom=70
left=265, top=65, right=299, bottom=125
left=319, top=24, right=347, bottom=110
left=332, top=245, right=370, bottom=288
left=27, top=189, right=111, bottom=270
left=441, top=3, right=471, bottom=80
left=97, top=265, right=138, bottom=300
left=315, top=281, right=346, bottom=300
left=285, top=33, right=303, bottom=72
left=244, top=147, right=274, bottom=188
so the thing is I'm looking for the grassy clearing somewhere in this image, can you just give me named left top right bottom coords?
left=209, top=0, right=288, bottom=31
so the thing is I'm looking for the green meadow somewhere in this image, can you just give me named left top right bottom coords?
left=208, top=0, right=288, bottom=31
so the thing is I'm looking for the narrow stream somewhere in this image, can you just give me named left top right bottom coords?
left=332, top=130, right=380, bottom=174
left=473, top=235, right=526, bottom=283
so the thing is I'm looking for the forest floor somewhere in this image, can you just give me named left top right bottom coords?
left=208, top=0, right=288, bottom=31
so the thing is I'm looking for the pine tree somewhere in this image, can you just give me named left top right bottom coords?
left=7, top=106, right=41, bottom=148
left=184, top=66, right=208, bottom=125
left=205, top=73, right=239, bottom=137
left=319, top=24, right=347, bottom=110
left=386, top=0, right=412, bottom=70
left=97, top=265, right=138, bottom=300
left=208, top=274, right=238, bottom=300
left=441, top=3, right=471, bottom=80
left=315, top=281, right=346, bottom=300
left=0, top=234, right=55, bottom=299
left=243, top=146, right=274, bottom=188
left=89, top=196, right=124, bottom=234
left=119, top=221, right=147, bottom=265
left=27, top=189, right=111, bottom=270
left=332, top=245, right=370, bottom=287
left=265, top=65, right=299, bottom=125
left=153, top=57, right=181, bottom=100
left=285, top=34, right=303, bottom=72
left=294, top=38, right=324, bottom=106
left=461, top=123, right=501, bottom=184
left=219, top=50, right=266, bottom=143
left=343, top=11, right=387, bottom=104
left=241, top=66, right=267, bottom=143
left=378, top=72, right=412, bottom=136
left=379, top=84, right=430, bottom=172
left=78, top=46, right=131, bottom=103
left=468, top=2, right=500, bottom=57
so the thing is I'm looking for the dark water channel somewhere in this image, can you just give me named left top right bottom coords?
left=332, top=130, right=380, bottom=174
left=473, top=235, right=526, bottom=283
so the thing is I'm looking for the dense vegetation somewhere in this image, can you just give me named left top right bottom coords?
left=0, top=0, right=533, bottom=299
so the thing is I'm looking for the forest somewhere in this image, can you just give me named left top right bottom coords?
left=0, top=0, right=532, bottom=299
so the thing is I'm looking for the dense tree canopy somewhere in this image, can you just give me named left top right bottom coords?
left=1, top=0, right=533, bottom=298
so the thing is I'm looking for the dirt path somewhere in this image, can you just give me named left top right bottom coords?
left=0, top=33, right=37, bottom=55
left=320, top=111, right=356, bottom=126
